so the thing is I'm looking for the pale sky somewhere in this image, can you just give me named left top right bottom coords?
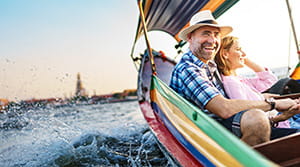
left=0, top=0, right=299, bottom=101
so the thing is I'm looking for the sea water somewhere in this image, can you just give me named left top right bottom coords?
left=0, top=101, right=172, bottom=167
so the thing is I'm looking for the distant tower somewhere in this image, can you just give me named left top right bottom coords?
left=75, top=73, right=87, bottom=97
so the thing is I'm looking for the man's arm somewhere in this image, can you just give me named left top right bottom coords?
left=205, top=95, right=297, bottom=119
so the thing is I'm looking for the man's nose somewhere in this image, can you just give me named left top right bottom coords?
left=207, top=36, right=218, bottom=43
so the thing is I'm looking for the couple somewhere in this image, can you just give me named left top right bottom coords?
left=170, top=10, right=300, bottom=146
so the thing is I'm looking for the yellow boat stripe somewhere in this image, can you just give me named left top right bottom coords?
left=151, top=88, right=243, bottom=167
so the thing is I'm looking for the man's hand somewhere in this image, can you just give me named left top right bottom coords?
left=275, top=98, right=297, bottom=111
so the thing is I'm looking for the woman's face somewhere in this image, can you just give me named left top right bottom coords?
left=225, top=40, right=246, bottom=70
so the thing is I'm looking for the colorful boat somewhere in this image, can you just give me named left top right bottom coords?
left=131, top=0, right=300, bottom=166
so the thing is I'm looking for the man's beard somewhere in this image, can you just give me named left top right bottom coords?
left=192, top=43, right=219, bottom=61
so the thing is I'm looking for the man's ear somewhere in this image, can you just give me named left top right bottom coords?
left=187, top=33, right=192, bottom=41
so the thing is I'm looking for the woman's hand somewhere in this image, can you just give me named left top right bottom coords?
left=277, top=104, right=300, bottom=121
left=262, top=93, right=280, bottom=99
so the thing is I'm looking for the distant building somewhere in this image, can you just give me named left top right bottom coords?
left=23, top=98, right=63, bottom=105
left=75, top=73, right=87, bottom=97
left=0, top=98, right=9, bottom=110
left=90, top=93, right=113, bottom=103
left=123, top=89, right=137, bottom=96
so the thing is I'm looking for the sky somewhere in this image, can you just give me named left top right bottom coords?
left=0, top=0, right=299, bottom=101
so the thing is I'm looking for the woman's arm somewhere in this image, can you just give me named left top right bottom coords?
left=243, top=58, right=278, bottom=92
left=244, top=58, right=265, bottom=72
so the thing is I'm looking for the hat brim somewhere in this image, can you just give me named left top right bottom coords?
left=178, top=24, right=233, bottom=41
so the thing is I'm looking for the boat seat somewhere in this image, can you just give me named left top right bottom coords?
left=254, top=132, right=300, bottom=167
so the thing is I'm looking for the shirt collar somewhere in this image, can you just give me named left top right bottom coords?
left=184, top=50, right=217, bottom=73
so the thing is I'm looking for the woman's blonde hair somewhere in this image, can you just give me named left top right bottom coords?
left=215, top=36, right=239, bottom=76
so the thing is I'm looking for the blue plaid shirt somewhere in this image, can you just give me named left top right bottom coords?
left=170, top=50, right=226, bottom=119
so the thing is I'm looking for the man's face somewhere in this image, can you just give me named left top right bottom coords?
left=187, top=26, right=221, bottom=63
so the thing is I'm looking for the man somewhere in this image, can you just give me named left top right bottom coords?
left=170, top=10, right=300, bottom=146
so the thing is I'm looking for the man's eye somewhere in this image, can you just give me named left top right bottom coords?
left=203, top=32, right=210, bottom=36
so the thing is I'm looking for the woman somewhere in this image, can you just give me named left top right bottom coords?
left=214, top=36, right=290, bottom=128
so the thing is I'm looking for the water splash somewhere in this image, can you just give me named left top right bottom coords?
left=0, top=101, right=173, bottom=166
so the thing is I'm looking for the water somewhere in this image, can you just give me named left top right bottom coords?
left=0, top=101, right=171, bottom=167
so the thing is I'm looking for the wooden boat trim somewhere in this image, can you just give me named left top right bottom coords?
left=274, top=93, right=300, bottom=99
left=254, top=133, right=300, bottom=166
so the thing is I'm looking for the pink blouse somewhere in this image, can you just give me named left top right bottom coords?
left=222, top=69, right=277, bottom=101
left=222, top=69, right=290, bottom=128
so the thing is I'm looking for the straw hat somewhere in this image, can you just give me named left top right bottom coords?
left=178, top=10, right=233, bottom=41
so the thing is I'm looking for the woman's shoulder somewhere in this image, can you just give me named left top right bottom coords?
left=222, top=75, right=243, bottom=83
